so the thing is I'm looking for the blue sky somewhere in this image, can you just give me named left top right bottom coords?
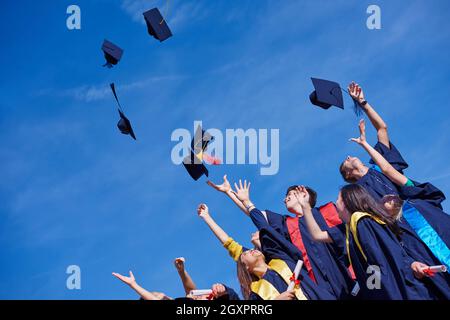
left=1, top=0, right=449, bottom=299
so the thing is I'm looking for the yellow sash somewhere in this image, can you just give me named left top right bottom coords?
left=251, top=259, right=308, bottom=300
left=346, top=212, right=386, bottom=265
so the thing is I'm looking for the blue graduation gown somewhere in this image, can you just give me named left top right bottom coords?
left=249, top=208, right=338, bottom=300
left=249, top=207, right=354, bottom=299
left=218, top=285, right=241, bottom=300
left=397, top=218, right=450, bottom=300
left=398, top=181, right=450, bottom=270
left=357, top=142, right=407, bottom=201
left=347, top=216, right=435, bottom=300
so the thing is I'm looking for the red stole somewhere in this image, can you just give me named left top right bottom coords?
left=286, top=216, right=317, bottom=283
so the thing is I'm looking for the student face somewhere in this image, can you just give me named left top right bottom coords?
left=284, top=190, right=299, bottom=213
left=336, top=192, right=351, bottom=223
left=250, top=231, right=261, bottom=250
left=241, top=249, right=264, bottom=270
left=341, top=156, right=364, bottom=181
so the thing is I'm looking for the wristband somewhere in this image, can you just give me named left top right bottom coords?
left=245, top=203, right=255, bottom=211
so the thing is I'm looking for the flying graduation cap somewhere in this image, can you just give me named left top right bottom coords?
left=110, top=83, right=136, bottom=140
left=183, top=126, right=214, bottom=181
left=143, top=8, right=173, bottom=42
left=102, top=40, right=124, bottom=68
left=309, top=78, right=362, bottom=115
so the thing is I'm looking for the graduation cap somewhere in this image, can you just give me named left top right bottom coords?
left=309, top=78, right=362, bottom=115
left=182, top=126, right=214, bottom=181
left=102, top=40, right=123, bottom=68
left=183, top=152, right=209, bottom=181
left=143, top=8, right=173, bottom=42
left=110, top=83, right=136, bottom=140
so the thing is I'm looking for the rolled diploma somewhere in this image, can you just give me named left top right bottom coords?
left=287, top=260, right=304, bottom=291
left=422, top=265, right=447, bottom=273
left=189, top=289, right=213, bottom=296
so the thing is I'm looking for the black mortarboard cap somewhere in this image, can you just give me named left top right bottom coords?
left=117, top=109, right=136, bottom=140
left=143, top=8, right=173, bottom=42
left=183, top=152, right=209, bottom=181
left=102, top=40, right=123, bottom=68
left=110, top=83, right=136, bottom=140
left=309, top=78, right=344, bottom=109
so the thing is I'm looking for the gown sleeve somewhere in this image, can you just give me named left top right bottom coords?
left=369, top=141, right=409, bottom=173
left=399, top=180, right=446, bottom=210
left=250, top=208, right=303, bottom=264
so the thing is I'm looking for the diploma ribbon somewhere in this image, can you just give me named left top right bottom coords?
left=289, top=274, right=300, bottom=287
left=422, top=268, right=436, bottom=277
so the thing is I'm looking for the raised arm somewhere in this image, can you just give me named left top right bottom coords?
left=350, top=119, right=408, bottom=186
left=174, top=257, right=196, bottom=295
left=207, top=175, right=250, bottom=216
left=197, top=203, right=244, bottom=261
left=197, top=204, right=231, bottom=244
left=293, top=187, right=333, bottom=243
left=112, top=271, right=170, bottom=300
left=348, top=82, right=390, bottom=147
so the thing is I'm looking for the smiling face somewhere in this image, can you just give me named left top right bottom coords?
left=340, top=156, right=365, bottom=183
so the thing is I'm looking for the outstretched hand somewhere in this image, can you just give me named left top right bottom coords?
left=350, top=119, right=367, bottom=145
left=207, top=175, right=231, bottom=193
left=348, top=81, right=366, bottom=105
left=231, top=179, right=251, bottom=203
left=197, top=203, right=210, bottom=219
left=112, top=271, right=137, bottom=287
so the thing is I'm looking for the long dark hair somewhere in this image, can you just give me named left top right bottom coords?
left=340, top=184, right=402, bottom=236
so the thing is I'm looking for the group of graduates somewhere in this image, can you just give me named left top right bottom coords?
left=112, top=82, right=450, bottom=300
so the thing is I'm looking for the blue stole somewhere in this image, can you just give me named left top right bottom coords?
left=402, top=202, right=450, bottom=272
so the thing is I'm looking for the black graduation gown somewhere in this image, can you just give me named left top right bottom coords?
left=249, top=208, right=337, bottom=300
left=249, top=207, right=354, bottom=299
left=346, top=215, right=436, bottom=300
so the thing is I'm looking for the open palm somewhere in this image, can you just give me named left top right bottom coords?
left=207, top=175, right=231, bottom=193
left=231, top=179, right=251, bottom=202
left=112, top=271, right=136, bottom=287
left=350, top=119, right=367, bottom=145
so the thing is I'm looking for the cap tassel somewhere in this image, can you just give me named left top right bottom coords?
left=160, top=0, right=170, bottom=24
left=336, top=87, right=364, bottom=116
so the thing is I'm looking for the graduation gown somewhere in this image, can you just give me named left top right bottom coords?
left=398, top=181, right=450, bottom=271
left=397, top=218, right=450, bottom=300
left=357, top=141, right=408, bottom=201
left=217, top=285, right=241, bottom=300
left=249, top=206, right=354, bottom=299
left=249, top=208, right=338, bottom=300
left=222, top=237, right=310, bottom=300
left=346, top=212, right=435, bottom=300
